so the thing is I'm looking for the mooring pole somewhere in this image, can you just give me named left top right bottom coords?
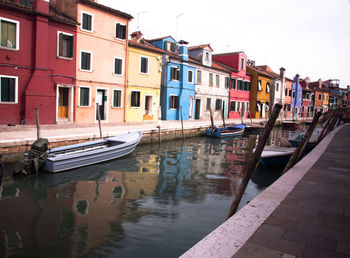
left=317, top=110, right=334, bottom=143
left=282, top=111, right=322, bottom=174
left=96, top=103, right=103, bottom=139
left=222, top=106, right=226, bottom=128
left=226, top=103, right=282, bottom=219
left=209, top=108, right=214, bottom=128
left=180, top=106, right=184, bottom=141
left=35, top=108, right=41, bottom=139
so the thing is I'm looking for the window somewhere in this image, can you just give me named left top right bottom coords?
left=209, top=73, right=213, bottom=86
left=171, top=67, right=180, bottom=80
left=113, top=89, right=122, bottom=107
left=258, top=80, right=262, bottom=91
left=225, top=77, right=230, bottom=89
left=188, top=70, right=193, bottom=83
left=115, top=23, right=126, bottom=40
left=298, top=92, right=301, bottom=100
left=319, top=94, right=322, bottom=100
left=114, top=58, right=123, bottom=75
left=231, top=79, right=236, bottom=89
left=206, top=98, right=211, bottom=110
left=266, top=83, right=270, bottom=93
left=58, top=31, right=73, bottom=58
left=256, top=102, right=261, bottom=112
left=246, top=82, right=251, bottom=91
left=79, top=87, right=90, bottom=107
left=197, top=70, right=202, bottom=84
left=276, top=83, right=279, bottom=92
left=243, top=81, right=248, bottom=91
left=285, top=89, right=288, bottom=96
left=165, top=41, right=176, bottom=52
left=230, top=101, right=236, bottom=112
left=289, top=89, right=291, bottom=97
left=0, top=75, right=17, bottom=103
left=140, top=56, right=148, bottom=74
left=240, top=57, right=244, bottom=70
left=170, top=95, right=179, bottom=109
left=0, top=17, right=19, bottom=50
left=81, top=11, right=93, bottom=32
left=216, top=75, right=220, bottom=87
left=205, top=51, right=210, bottom=60
left=237, top=101, right=241, bottom=112
left=80, top=51, right=92, bottom=71
left=131, top=91, right=140, bottom=107
left=237, top=80, right=244, bottom=90
left=215, top=99, right=222, bottom=110
left=292, top=91, right=295, bottom=98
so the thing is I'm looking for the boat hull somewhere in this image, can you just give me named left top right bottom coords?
left=206, top=124, right=246, bottom=138
left=258, top=146, right=295, bottom=167
left=282, top=122, right=298, bottom=130
left=42, top=131, right=142, bottom=173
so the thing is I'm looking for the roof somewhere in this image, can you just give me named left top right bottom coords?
left=0, top=0, right=78, bottom=25
left=77, top=0, right=133, bottom=20
left=247, top=65, right=274, bottom=79
left=128, top=39, right=165, bottom=54
left=212, top=51, right=245, bottom=57
left=188, top=44, right=213, bottom=52
left=255, top=65, right=280, bottom=78
left=147, top=35, right=174, bottom=42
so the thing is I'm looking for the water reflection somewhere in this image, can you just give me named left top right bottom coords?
left=0, top=128, right=289, bottom=257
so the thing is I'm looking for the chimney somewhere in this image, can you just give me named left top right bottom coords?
left=32, top=0, right=49, bottom=14
left=130, top=31, right=143, bottom=42
left=178, top=40, right=189, bottom=61
left=280, top=67, right=285, bottom=79
left=294, top=74, right=300, bottom=85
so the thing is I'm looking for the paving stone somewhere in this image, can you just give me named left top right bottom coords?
left=336, top=240, right=350, bottom=256
left=248, top=233, right=305, bottom=257
left=345, top=208, right=350, bottom=217
left=233, top=242, right=285, bottom=258
left=264, top=215, right=297, bottom=229
left=323, top=219, right=350, bottom=233
left=255, top=224, right=286, bottom=238
left=296, top=223, right=350, bottom=241
left=298, top=201, right=344, bottom=215
left=283, top=228, right=336, bottom=251
left=303, top=246, right=349, bottom=258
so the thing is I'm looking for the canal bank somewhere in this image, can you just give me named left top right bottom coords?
left=0, top=117, right=304, bottom=162
left=181, top=123, right=350, bottom=258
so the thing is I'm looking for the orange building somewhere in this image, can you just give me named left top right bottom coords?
left=283, top=77, right=293, bottom=118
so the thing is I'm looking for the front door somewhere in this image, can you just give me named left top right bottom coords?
left=58, top=87, right=69, bottom=119
left=195, top=99, right=200, bottom=119
left=96, top=90, right=105, bottom=120
left=261, top=103, right=265, bottom=118
left=144, top=95, right=153, bottom=120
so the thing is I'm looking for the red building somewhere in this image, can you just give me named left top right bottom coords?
left=299, top=77, right=312, bottom=117
left=212, top=52, right=251, bottom=119
left=0, top=0, right=77, bottom=125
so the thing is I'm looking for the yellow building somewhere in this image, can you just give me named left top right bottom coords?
left=247, top=66, right=272, bottom=118
left=322, top=90, right=329, bottom=112
left=125, top=32, right=163, bottom=122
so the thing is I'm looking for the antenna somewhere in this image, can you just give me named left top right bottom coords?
left=137, top=11, right=148, bottom=30
left=176, top=12, right=183, bottom=40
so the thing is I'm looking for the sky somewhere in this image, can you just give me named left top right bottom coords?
left=99, top=0, right=350, bottom=88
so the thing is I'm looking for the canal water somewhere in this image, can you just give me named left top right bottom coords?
left=0, top=128, right=293, bottom=258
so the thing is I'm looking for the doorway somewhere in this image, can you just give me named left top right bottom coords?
left=58, top=87, right=69, bottom=119
left=195, top=99, right=200, bottom=119
left=144, top=95, right=153, bottom=120
left=96, top=89, right=106, bottom=120
left=261, top=103, right=265, bottom=118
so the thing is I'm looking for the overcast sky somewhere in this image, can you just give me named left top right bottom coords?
left=100, top=0, right=350, bottom=88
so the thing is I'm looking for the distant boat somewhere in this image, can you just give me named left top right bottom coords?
left=282, top=121, right=298, bottom=130
left=245, top=123, right=265, bottom=133
left=288, top=126, right=323, bottom=151
left=42, top=131, right=142, bottom=173
left=205, top=124, right=246, bottom=138
left=258, top=146, right=296, bottom=167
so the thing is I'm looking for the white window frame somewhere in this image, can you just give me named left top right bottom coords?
left=80, top=10, right=94, bottom=33
left=79, top=50, right=93, bottom=72
left=170, top=66, right=180, bottom=81
left=0, top=75, right=18, bottom=104
left=188, top=70, right=194, bottom=83
left=258, top=80, right=262, bottom=91
left=112, top=88, right=123, bottom=108
left=216, top=74, right=220, bottom=87
left=78, top=86, right=91, bottom=107
left=140, top=56, right=149, bottom=74
left=57, top=31, right=74, bottom=59
left=113, top=57, right=124, bottom=76
left=130, top=90, right=141, bottom=108
left=115, top=22, right=126, bottom=40
left=0, top=17, right=20, bottom=51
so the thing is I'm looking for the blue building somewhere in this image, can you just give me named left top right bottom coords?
left=148, top=36, right=196, bottom=120
left=291, top=74, right=303, bottom=119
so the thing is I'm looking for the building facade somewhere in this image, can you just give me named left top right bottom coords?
left=290, top=74, right=303, bottom=119
left=188, top=45, right=231, bottom=120
left=125, top=32, right=163, bottom=122
left=0, top=0, right=77, bottom=125
left=212, top=52, right=251, bottom=119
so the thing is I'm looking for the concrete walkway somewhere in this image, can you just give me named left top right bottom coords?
left=182, top=124, right=350, bottom=258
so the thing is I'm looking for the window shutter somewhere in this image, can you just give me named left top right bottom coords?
left=176, top=96, right=179, bottom=108
left=116, top=23, right=120, bottom=38
left=87, top=15, right=91, bottom=30
left=58, top=33, right=63, bottom=56
left=122, top=25, right=126, bottom=39
left=69, top=36, right=73, bottom=58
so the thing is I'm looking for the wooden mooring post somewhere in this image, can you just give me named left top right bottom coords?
left=221, top=106, right=226, bottom=128
left=226, top=103, right=282, bottom=219
left=96, top=103, right=103, bottom=139
left=282, top=111, right=322, bottom=174
left=35, top=108, right=41, bottom=139
left=209, top=108, right=214, bottom=128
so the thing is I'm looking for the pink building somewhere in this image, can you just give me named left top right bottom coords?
left=0, top=0, right=77, bottom=125
left=212, top=52, right=251, bottom=119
